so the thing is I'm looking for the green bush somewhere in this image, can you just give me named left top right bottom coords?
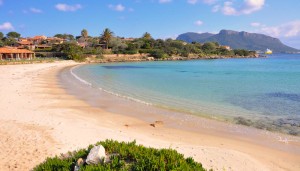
left=34, top=140, right=206, bottom=171
left=149, top=49, right=168, bottom=59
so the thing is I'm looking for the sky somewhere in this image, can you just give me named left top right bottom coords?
left=0, top=0, right=300, bottom=49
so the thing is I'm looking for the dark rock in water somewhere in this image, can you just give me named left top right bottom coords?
left=288, top=130, right=300, bottom=136
left=234, top=117, right=253, bottom=126
left=228, top=93, right=300, bottom=116
left=267, top=92, right=300, bottom=102
left=273, top=118, right=300, bottom=127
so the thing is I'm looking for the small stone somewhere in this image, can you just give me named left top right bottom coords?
left=76, top=158, right=84, bottom=166
left=86, top=145, right=106, bottom=165
left=74, top=158, right=84, bottom=171
left=150, top=123, right=156, bottom=127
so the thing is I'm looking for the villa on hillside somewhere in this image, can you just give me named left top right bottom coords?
left=45, top=37, right=65, bottom=45
left=12, top=36, right=66, bottom=50
left=121, top=37, right=135, bottom=42
left=221, top=45, right=231, bottom=50
left=0, top=46, right=35, bottom=60
left=27, top=35, right=47, bottom=45
left=20, top=35, right=65, bottom=46
left=16, top=39, right=35, bottom=50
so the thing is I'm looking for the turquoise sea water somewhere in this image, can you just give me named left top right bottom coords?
left=72, top=54, right=300, bottom=135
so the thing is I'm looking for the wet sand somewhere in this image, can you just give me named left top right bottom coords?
left=0, top=61, right=299, bottom=170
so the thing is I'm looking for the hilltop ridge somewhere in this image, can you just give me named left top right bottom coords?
left=177, top=30, right=299, bottom=53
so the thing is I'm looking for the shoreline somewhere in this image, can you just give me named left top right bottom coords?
left=85, top=53, right=261, bottom=63
left=71, top=61, right=299, bottom=136
left=0, top=61, right=299, bottom=170
left=61, top=63, right=300, bottom=168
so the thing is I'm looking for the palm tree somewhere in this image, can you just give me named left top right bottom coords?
left=142, top=32, right=152, bottom=39
left=81, top=29, right=88, bottom=38
left=101, top=28, right=114, bottom=49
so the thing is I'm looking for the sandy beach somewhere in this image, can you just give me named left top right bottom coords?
left=0, top=61, right=299, bottom=171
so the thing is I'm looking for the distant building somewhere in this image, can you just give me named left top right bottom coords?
left=0, top=46, right=35, bottom=60
left=221, top=45, right=231, bottom=50
left=46, top=37, right=65, bottom=45
left=28, top=35, right=47, bottom=45
left=121, top=37, right=135, bottom=42
left=15, top=40, right=35, bottom=50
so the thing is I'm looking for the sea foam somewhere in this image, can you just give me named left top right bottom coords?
left=70, top=65, right=152, bottom=106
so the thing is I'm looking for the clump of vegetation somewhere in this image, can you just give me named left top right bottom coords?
left=52, top=43, right=85, bottom=61
left=34, top=140, right=207, bottom=171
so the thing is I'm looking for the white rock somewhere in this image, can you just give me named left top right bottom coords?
left=86, top=145, right=106, bottom=165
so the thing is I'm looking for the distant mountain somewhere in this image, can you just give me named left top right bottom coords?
left=177, top=30, right=299, bottom=53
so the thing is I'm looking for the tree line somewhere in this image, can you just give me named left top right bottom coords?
left=0, top=31, right=21, bottom=46
left=0, top=29, right=256, bottom=61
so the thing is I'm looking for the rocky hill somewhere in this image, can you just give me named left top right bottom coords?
left=177, top=30, right=299, bottom=53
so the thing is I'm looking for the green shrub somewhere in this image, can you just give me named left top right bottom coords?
left=34, top=140, right=206, bottom=171
left=149, top=49, right=168, bottom=59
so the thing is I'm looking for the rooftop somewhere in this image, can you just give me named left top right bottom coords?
left=0, top=46, right=34, bottom=54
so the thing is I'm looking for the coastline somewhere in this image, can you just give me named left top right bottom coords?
left=85, top=53, right=261, bottom=63
left=0, top=61, right=299, bottom=170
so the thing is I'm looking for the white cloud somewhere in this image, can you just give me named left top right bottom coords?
left=241, top=0, right=265, bottom=14
left=258, top=21, right=300, bottom=38
left=222, top=1, right=237, bottom=15
left=159, top=0, right=172, bottom=4
left=30, top=8, right=42, bottom=13
left=203, top=0, right=217, bottom=5
left=218, top=0, right=265, bottom=15
left=194, top=20, right=204, bottom=26
left=187, top=0, right=198, bottom=4
left=250, top=22, right=261, bottom=27
left=55, top=4, right=82, bottom=12
left=0, top=22, right=14, bottom=31
left=109, top=4, right=125, bottom=12
left=188, top=0, right=216, bottom=5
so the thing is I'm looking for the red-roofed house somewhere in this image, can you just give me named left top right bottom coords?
left=28, top=35, right=47, bottom=45
left=46, top=37, right=65, bottom=44
left=0, top=46, right=35, bottom=60
left=16, top=40, right=35, bottom=50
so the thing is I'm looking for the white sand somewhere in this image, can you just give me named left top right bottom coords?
left=0, top=61, right=299, bottom=171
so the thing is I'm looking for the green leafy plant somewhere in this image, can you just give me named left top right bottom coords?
left=34, top=140, right=207, bottom=171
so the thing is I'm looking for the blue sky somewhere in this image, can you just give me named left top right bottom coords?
left=0, top=0, right=300, bottom=49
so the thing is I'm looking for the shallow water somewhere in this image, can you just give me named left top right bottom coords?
left=71, top=54, right=300, bottom=135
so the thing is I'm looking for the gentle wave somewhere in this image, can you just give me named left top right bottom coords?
left=70, top=65, right=153, bottom=106
left=70, top=65, right=92, bottom=86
